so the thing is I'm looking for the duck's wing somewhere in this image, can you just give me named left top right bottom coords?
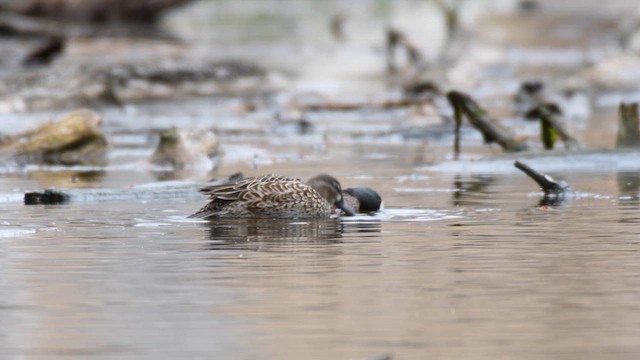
left=199, top=174, right=299, bottom=201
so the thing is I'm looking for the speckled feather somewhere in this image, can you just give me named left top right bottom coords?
left=190, top=174, right=334, bottom=219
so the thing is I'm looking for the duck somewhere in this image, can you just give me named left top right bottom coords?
left=343, top=187, right=383, bottom=213
left=190, top=174, right=356, bottom=219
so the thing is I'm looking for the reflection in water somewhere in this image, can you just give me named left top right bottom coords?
left=204, top=218, right=381, bottom=251
left=537, top=193, right=570, bottom=208
left=617, top=171, right=640, bottom=224
left=617, top=171, right=640, bottom=202
left=27, top=170, right=106, bottom=188
left=452, top=174, right=495, bottom=206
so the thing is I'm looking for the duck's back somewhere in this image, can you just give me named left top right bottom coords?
left=191, top=174, right=332, bottom=219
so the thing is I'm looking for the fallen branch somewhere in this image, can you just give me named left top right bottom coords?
left=447, top=91, right=528, bottom=158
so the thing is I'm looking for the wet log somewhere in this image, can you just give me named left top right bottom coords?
left=24, top=172, right=244, bottom=205
left=447, top=91, right=528, bottom=158
left=0, top=109, right=107, bottom=166
left=616, top=102, right=640, bottom=148
left=525, top=103, right=581, bottom=150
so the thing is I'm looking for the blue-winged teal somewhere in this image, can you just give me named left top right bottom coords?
left=190, top=174, right=356, bottom=219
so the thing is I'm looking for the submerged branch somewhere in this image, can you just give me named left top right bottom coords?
left=514, top=160, right=571, bottom=195
left=514, top=161, right=572, bottom=206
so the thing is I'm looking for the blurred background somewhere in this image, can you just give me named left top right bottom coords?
left=2, top=2, right=640, bottom=360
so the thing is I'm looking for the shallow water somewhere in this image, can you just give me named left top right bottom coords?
left=2, top=151, right=640, bottom=359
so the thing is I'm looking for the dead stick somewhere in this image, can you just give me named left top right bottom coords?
left=447, top=91, right=528, bottom=153
left=514, top=161, right=570, bottom=195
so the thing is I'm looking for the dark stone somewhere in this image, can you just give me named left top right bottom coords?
left=24, top=189, right=70, bottom=205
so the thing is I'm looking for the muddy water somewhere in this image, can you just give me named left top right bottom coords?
left=3, top=0, right=640, bottom=359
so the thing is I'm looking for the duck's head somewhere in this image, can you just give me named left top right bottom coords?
left=344, top=187, right=382, bottom=213
left=307, top=174, right=356, bottom=216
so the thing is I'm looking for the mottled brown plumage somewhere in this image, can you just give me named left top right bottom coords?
left=190, top=174, right=355, bottom=219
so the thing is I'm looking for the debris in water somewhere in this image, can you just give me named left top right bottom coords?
left=447, top=90, right=528, bottom=158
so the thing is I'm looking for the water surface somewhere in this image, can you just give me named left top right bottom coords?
left=2, top=156, right=640, bottom=359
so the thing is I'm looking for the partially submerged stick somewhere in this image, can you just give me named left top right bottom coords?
left=447, top=91, right=528, bottom=158
left=514, top=160, right=571, bottom=195
left=616, top=102, right=640, bottom=148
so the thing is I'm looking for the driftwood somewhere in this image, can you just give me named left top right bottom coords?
left=514, top=160, right=571, bottom=206
left=0, top=109, right=107, bottom=166
left=616, top=102, right=640, bottom=148
left=447, top=91, right=528, bottom=158
left=24, top=172, right=244, bottom=205
left=6, top=0, right=193, bottom=24
left=525, top=103, right=581, bottom=150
